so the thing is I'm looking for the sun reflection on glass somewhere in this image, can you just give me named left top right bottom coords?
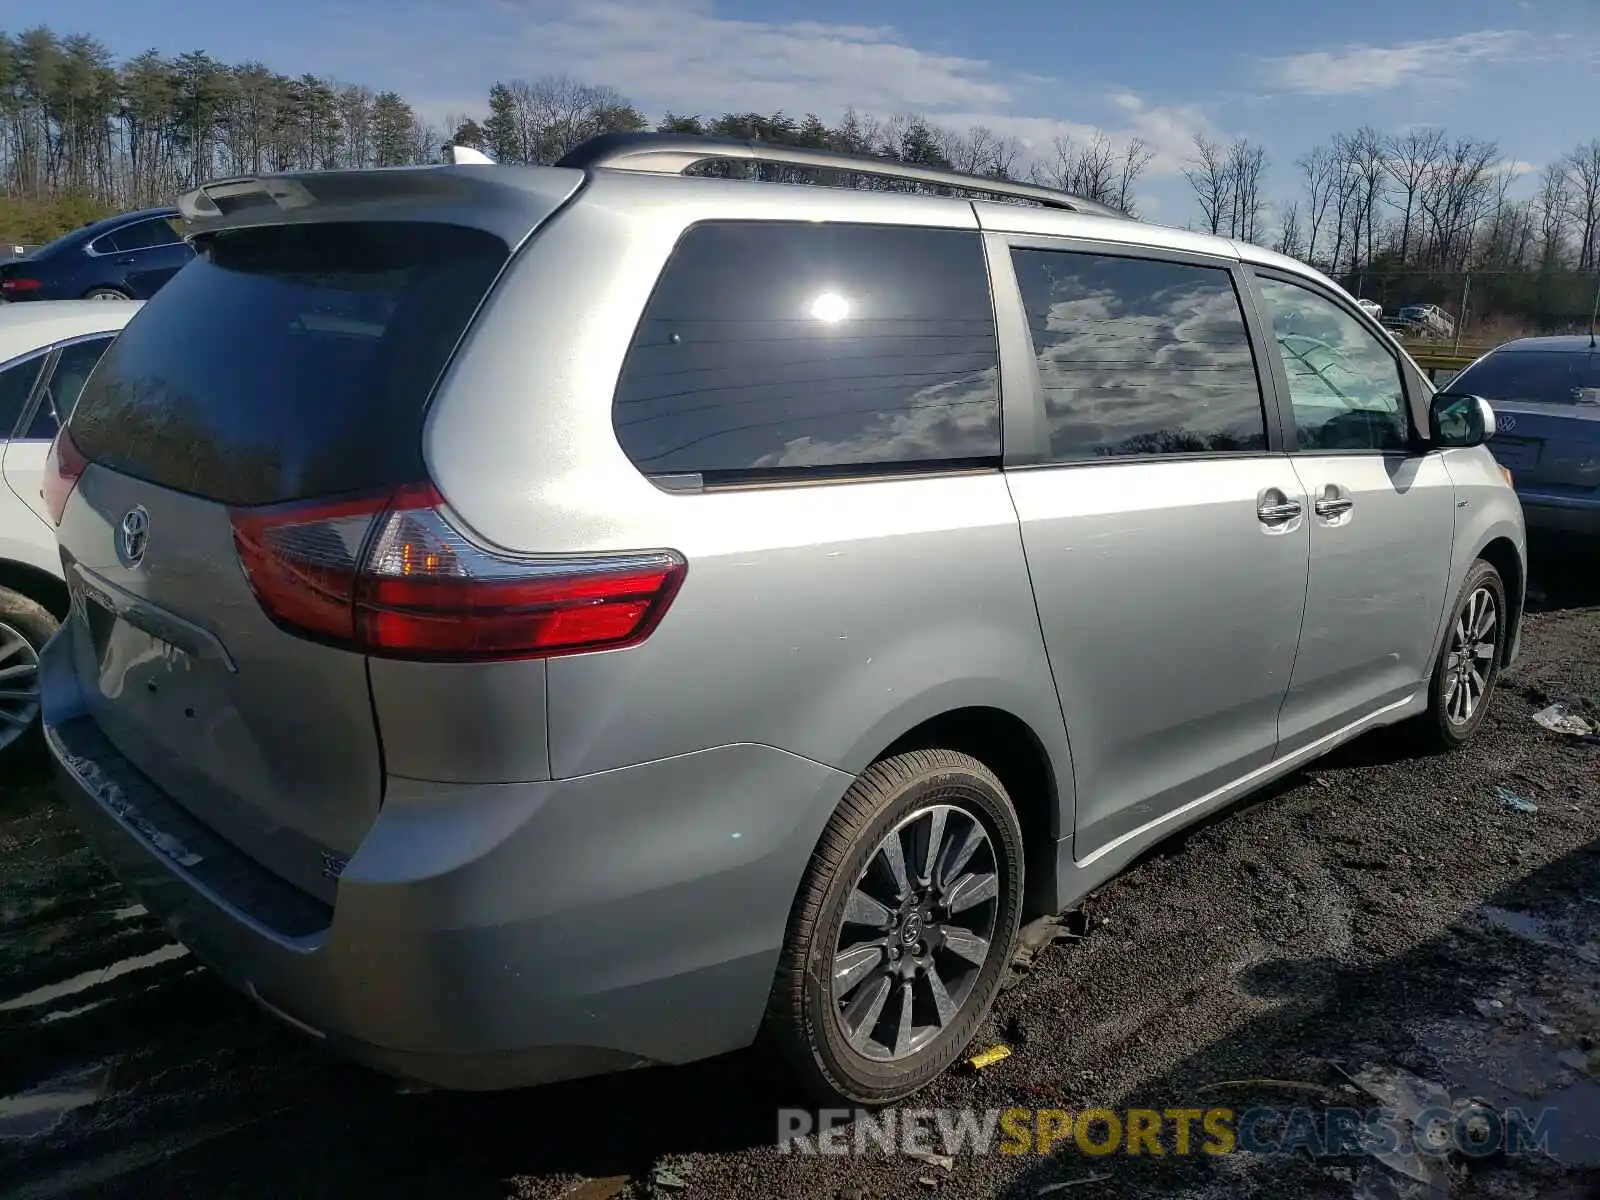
left=809, top=292, right=851, bottom=323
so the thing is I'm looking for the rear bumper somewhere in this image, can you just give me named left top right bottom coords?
left=1519, top=493, right=1600, bottom=538
left=41, top=627, right=852, bottom=1090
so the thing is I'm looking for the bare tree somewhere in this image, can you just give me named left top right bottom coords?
left=1225, top=137, right=1269, bottom=243
left=1383, top=127, right=1445, bottom=262
left=1535, top=159, right=1575, bottom=269
left=1274, top=199, right=1304, bottom=259
left=1114, top=137, right=1154, bottom=218
left=1346, top=127, right=1388, bottom=272
left=1296, top=144, right=1338, bottom=267
left=940, top=124, right=1023, bottom=180
left=1183, top=134, right=1232, bottom=235
left=1417, top=136, right=1501, bottom=270
left=1030, top=131, right=1150, bottom=215
left=1326, top=135, right=1362, bottom=274
left=1566, top=139, right=1600, bottom=270
left=1477, top=164, right=1535, bottom=271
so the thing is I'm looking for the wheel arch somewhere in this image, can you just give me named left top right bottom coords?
left=1475, top=535, right=1524, bottom=666
left=873, top=704, right=1067, bottom=919
left=0, top=555, right=68, bottom=621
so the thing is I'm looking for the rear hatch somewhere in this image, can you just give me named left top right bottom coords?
left=1490, top=400, right=1600, bottom=495
left=49, top=208, right=540, bottom=902
left=1456, top=347, right=1600, bottom=498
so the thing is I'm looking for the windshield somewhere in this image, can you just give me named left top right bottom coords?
left=1452, top=349, right=1600, bottom=407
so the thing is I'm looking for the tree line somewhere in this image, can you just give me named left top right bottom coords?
left=0, top=23, right=1160, bottom=241
left=1185, top=128, right=1600, bottom=333
left=4, top=24, right=1595, bottom=331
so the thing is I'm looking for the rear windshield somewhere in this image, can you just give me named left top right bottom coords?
left=69, top=221, right=509, bottom=506
left=1452, top=349, right=1600, bottom=407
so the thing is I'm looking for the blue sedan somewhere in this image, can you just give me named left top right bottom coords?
left=0, top=208, right=194, bottom=303
left=1451, top=335, right=1600, bottom=537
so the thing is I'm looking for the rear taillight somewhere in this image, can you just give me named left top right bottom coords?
left=43, top=426, right=88, bottom=525
left=230, top=484, right=686, bottom=661
left=0, top=276, right=41, bottom=293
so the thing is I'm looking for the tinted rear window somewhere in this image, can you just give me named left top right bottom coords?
left=1452, top=349, right=1600, bottom=406
left=69, top=222, right=509, bottom=506
left=613, top=221, right=1000, bottom=483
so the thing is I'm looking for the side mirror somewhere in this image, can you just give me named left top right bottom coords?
left=1429, top=391, right=1496, bottom=448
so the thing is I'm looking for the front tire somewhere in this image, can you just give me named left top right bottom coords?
left=766, top=749, right=1024, bottom=1105
left=0, top=587, right=57, bottom=762
left=1411, top=559, right=1507, bottom=752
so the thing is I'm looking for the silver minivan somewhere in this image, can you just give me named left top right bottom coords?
left=40, top=133, right=1526, bottom=1105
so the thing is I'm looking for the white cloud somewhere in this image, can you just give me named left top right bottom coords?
left=389, top=0, right=1215, bottom=180
left=475, top=0, right=1013, bottom=116
left=1263, top=29, right=1542, bottom=96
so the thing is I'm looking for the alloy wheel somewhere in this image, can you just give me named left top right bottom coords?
left=0, top=620, right=40, bottom=751
left=831, top=803, right=1001, bottom=1062
left=1444, top=585, right=1498, bottom=726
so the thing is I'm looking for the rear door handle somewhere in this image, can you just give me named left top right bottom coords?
left=1314, top=496, right=1354, bottom=518
left=1257, top=500, right=1303, bottom=524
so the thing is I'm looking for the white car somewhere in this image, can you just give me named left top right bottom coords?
left=0, top=300, right=141, bottom=758
left=1356, top=298, right=1383, bottom=320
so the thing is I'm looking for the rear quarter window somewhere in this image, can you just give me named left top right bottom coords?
left=613, top=221, right=1001, bottom=484
left=68, top=222, right=509, bottom=506
left=0, top=353, right=44, bottom=437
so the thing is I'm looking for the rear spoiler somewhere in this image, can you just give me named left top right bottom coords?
left=174, top=160, right=582, bottom=247
left=442, top=143, right=495, bottom=165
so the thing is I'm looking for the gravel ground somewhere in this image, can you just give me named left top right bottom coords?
left=3, top=546, right=1599, bottom=1200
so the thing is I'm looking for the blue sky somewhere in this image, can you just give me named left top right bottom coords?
left=12, top=0, right=1599, bottom=221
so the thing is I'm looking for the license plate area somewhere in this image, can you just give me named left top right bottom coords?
left=80, top=589, right=219, bottom=741
left=1492, top=436, right=1541, bottom=472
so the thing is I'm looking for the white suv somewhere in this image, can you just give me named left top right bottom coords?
left=0, top=300, right=140, bottom=759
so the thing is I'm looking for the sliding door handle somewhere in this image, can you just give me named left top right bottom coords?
left=1314, top=496, right=1354, bottom=518
left=1257, top=500, right=1303, bottom=524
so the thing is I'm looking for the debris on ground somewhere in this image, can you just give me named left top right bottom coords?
left=1497, top=786, right=1538, bottom=813
left=1037, top=1173, right=1114, bottom=1194
left=1340, top=1062, right=1505, bottom=1192
left=907, top=1150, right=954, bottom=1172
left=1006, top=913, right=1085, bottom=989
left=564, top=1178, right=631, bottom=1200
left=1532, top=702, right=1596, bottom=738
left=968, top=1044, right=1012, bottom=1070
left=915, top=1177, right=938, bottom=1189
left=652, top=1164, right=691, bottom=1191
left=1193, top=1077, right=1339, bottom=1098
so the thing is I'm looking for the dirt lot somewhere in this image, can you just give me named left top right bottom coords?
left=4, top=545, right=1600, bottom=1200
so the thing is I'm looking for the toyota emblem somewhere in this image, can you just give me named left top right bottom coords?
left=117, top=506, right=150, bottom=567
left=1496, top=413, right=1517, bottom=433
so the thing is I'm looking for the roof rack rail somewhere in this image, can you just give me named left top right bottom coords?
left=553, top=131, right=1126, bottom=218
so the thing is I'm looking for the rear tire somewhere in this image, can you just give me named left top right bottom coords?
left=1409, top=559, right=1506, bottom=752
left=82, top=287, right=130, bottom=301
left=0, top=586, right=57, bottom=763
left=766, top=749, right=1024, bottom=1105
